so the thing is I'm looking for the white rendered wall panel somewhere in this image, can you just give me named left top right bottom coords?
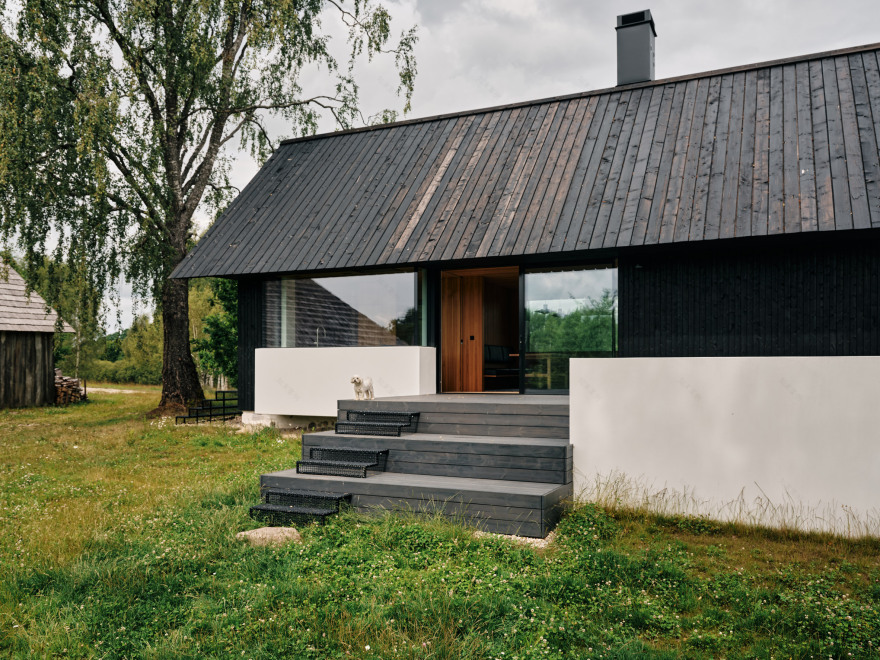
left=570, top=357, right=880, bottom=521
left=255, top=347, right=436, bottom=417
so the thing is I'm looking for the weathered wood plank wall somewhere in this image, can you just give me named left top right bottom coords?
left=174, top=46, right=880, bottom=281
left=619, top=239, right=880, bottom=357
left=237, top=279, right=263, bottom=411
left=0, top=331, right=55, bottom=408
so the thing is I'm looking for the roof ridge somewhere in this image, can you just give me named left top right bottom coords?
left=279, top=41, right=880, bottom=147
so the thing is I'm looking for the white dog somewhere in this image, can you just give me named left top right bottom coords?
left=351, top=375, right=374, bottom=401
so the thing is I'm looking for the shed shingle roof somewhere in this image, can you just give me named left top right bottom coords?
left=0, top=262, right=74, bottom=333
left=173, top=42, right=880, bottom=279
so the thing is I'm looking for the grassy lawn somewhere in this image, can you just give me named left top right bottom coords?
left=1, top=394, right=878, bottom=659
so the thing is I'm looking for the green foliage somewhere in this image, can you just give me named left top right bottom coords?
left=82, top=314, right=163, bottom=384
left=526, top=289, right=617, bottom=355
left=2, top=397, right=880, bottom=658
left=0, top=0, right=418, bottom=402
left=98, top=330, right=125, bottom=362
left=388, top=306, right=420, bottom=346
left=525, top=289, right=617, bottom=389
left=191, top=278, right=239, bottom=386
left=3, top=255, right=104, bottom=375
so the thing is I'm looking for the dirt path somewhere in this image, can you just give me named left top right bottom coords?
left=88, top=387, right=143, bottom=394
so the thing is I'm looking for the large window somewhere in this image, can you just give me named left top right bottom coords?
left=524, top=265, right=617, bottom=392
left=264, top=270, right=424, bottom=348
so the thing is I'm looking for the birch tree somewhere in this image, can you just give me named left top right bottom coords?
left=0, top=0, right=416, bottom=410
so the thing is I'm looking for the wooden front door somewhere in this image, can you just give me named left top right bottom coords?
left=441, top=272, right=484, bottom=392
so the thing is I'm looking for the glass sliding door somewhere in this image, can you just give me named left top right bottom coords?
left=523, top=265, right=617, bottom=393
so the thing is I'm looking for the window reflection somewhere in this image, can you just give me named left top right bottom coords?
left=524, top=266, right=617, bottom=392
left=264, top=271, right=422, bottom=347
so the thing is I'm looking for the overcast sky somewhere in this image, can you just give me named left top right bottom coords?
left=116, top=0, right=880, bottom=328
left=228, top=0, right=880, bottom=215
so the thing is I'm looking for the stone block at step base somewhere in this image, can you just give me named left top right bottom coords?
left=236, top=527, right=302, bottom=547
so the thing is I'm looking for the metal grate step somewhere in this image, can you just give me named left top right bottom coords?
left=251, top=489, right=352, bottom=526
left=175, top=390, right=240, bottom=424
left=249, top=503, right=338, bottom=526
left=334, top=421, right=409, bottom=436
left=309, top=447, right=389, bottom=471
left=262, top=488, right=352, bottom=508
left=296, top=459, right=379, bottom=478
left=344, top=410, right=420, bottom=426
left=334, top=411, right=419, bottom=436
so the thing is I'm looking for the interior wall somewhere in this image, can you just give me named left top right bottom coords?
left=483, top=279, right=518, bottom=348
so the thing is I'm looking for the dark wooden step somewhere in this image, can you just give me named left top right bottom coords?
left=304, top=431, right=571, bottom=484
left=409, top=421, right=566, bottom=439
left=260, top=470, right=571, bottom=538
left=308, top=431, right=570, bottom=456
left=337, top=416, right=567, bottom=438
left=337, top=397, right=568, bottom=438
left=338, top=394, right=569, bottom=416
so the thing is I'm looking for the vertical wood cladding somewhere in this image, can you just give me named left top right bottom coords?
left=237, top=279, right=263, bottom=411
left=0, top=331, right=55, bottom=408
left=619, top=241, right=880, bottom=357
left=174, top=46, right=880, bottom=281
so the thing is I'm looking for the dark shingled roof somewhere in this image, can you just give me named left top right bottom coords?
left=173, top=42, right=880, bottom=279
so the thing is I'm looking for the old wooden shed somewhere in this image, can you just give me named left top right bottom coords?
left=0, top=262, right=74, bottom=408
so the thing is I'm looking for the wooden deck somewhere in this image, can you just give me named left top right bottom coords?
left=335, top=394, right=570, bottom=439
left=260, top=394, right=573, bottom=537
left=260, top=471, right=570, bottom=538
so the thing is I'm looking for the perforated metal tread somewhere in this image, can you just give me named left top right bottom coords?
left=344, top=410, right=420, bottom=425
left=252, top=503, right=339, bottom=515
left=336, top=411, right=420, bottom=436
left=249, top=503, right=337, bottom=526
left=261, top=488, right=352, bottom=507
left=296, top=459, right=378, bottom=478
left=252, top=489, right=353, bottom=526
left=335, top=421, right=409, bottom=436
left=309, top=447, right=389, bottom=470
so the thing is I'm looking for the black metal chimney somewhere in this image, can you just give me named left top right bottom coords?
left=616, top=9, right=656, bottom=86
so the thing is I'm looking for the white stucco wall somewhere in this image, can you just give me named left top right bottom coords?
left=570, top=357, right=880, bottom=526
left=254, top=346, right=436, bottom=417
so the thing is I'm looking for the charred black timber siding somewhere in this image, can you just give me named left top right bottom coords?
left=237, top=279, right=262, bottom=411
left=618, top=238, right=880, bottom=357
left=173, top=43, right=880, bottom=280
left=0, top=331, right=55, bottom=408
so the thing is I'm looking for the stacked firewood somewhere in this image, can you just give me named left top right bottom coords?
left=55, top=369, right=87, bottom=405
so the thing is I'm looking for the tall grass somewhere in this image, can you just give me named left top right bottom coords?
left=1, top=395, right=879, bottom=658
left=580, top=470, right=880, bottom=539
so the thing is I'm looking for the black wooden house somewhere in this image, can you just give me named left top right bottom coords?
left=175, top=28, right=880, bottom=410
left=172, top=12, right=880, bottom=536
